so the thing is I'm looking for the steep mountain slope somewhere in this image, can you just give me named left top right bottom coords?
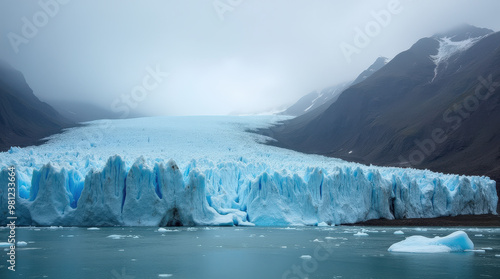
left=351, top=57, right=389, bottom=85
left=280, top=83, right=350, bottom=116
left=281, top=57, right=388, bottom=117
left=49, top=100, right=145, bottom=122
left=269, top=26, right=500, bottom=200
left=0, top=60, right=72, bottom=151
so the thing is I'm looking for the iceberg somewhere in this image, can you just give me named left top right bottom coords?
left=0, top=116, right=497, bottom=226
left=388, top=231, right=474, bottom=253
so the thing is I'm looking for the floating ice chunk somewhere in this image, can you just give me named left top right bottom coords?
left=388, top=231, right=474, bottom=253
left=354, top=232, right=368, bottom=236
left=313, top=238, right=324, bottom=243
left=481, top=247, right=493, bottom=250
left=465, top=249, right=485, bottom=253
left=300, top=255, right=312, bottom=260
left=107, top=234, right=124, bottom=240
left=281, top=246, right=287, bottom=248
left=0, top=241, right=28, bottom=247
left=158, top=228, right=179, bottom=233
left=48, top=226, right=62, bottom=230
left=158, top=274, right=173, bottom=278
left=474, top=234, right=483, bottom=237
left=87, top=227, right=100, bottom=231
left=394, top=230, right=404, bottom=235
left=317, top=222, right=329, bottom=227
left=495, top=254, right=500, bottom=257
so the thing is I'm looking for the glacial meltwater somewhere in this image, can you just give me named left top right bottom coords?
left=1, top=226, right=499, bottom=279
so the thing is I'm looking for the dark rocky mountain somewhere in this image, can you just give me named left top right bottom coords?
left=0, top=60, right=72, bottom=151
left=280, top=83, right=350, bottom=117
left=267, top=25, right=500, bottom=205
left=49, top=100, right=145, bottom=123
left=281, top=57, right=388, bottom=117
left=351, top=57, right=388, bottom=85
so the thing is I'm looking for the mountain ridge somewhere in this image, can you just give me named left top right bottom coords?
left=0, top=60, right=73, bottom=151
left=266, top=26, right=500, bottom=208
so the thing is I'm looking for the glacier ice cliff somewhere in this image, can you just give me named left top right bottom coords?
left=0, top=155, right=496, bottom=226
left=0, top=116, right=497, bottom=226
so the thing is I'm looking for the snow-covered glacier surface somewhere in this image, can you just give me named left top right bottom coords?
left=0, top=116, right=497, bottom=226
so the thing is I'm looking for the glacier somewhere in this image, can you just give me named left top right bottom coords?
left=0, top=116, right=497, bottom=226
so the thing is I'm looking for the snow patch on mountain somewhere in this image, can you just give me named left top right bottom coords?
left=430, top=36, right=483, bottom=82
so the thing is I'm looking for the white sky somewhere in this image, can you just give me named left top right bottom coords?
left=1, top=0, right=499, bottom=116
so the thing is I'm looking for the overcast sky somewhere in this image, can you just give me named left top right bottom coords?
left=1, top=0, right=499, bottom=116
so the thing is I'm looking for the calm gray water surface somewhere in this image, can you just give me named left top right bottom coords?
left=1, top=226, right=499, bottom=279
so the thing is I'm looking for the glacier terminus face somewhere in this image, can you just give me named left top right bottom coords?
left=0, top=116, right=497, bottom=226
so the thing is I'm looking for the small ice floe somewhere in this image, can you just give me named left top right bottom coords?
left=474, top=234, right=484, bottom=237
left=481, top=247, right=493, bottom=250
left=0, top=241, right=27, bottom=247
left=259, top=235, right=265, bottom=238
left=394, top=230, right=405, bottom=235
left=313, top=238, right=324, bottom=243
left=48, top=226, right=63, bottom=230
left=281, top=246, right=287, bottom=249
left=118, top=249, right=125, bottom=252
left=465, top=249, right=485, bottom=253
left=388, top=231, right=474, bottom=253
left=495, top=254, right=500, bottom=257
left=87, top=227, right=100, bottom=231
left=354, top=232, right=369, bottom=236
left=158, top=228, right=179, bottom=233
left=300, top=255, right=312, bottom=260
left=187, top=227, right=198, bottom=232
left=317, top=222, right=329, bottom=227
left=158, top=274, right=173, bottom=277
left=107, top=235, right=124, bottom=240
left=106, top=234, right=140, bottom=240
